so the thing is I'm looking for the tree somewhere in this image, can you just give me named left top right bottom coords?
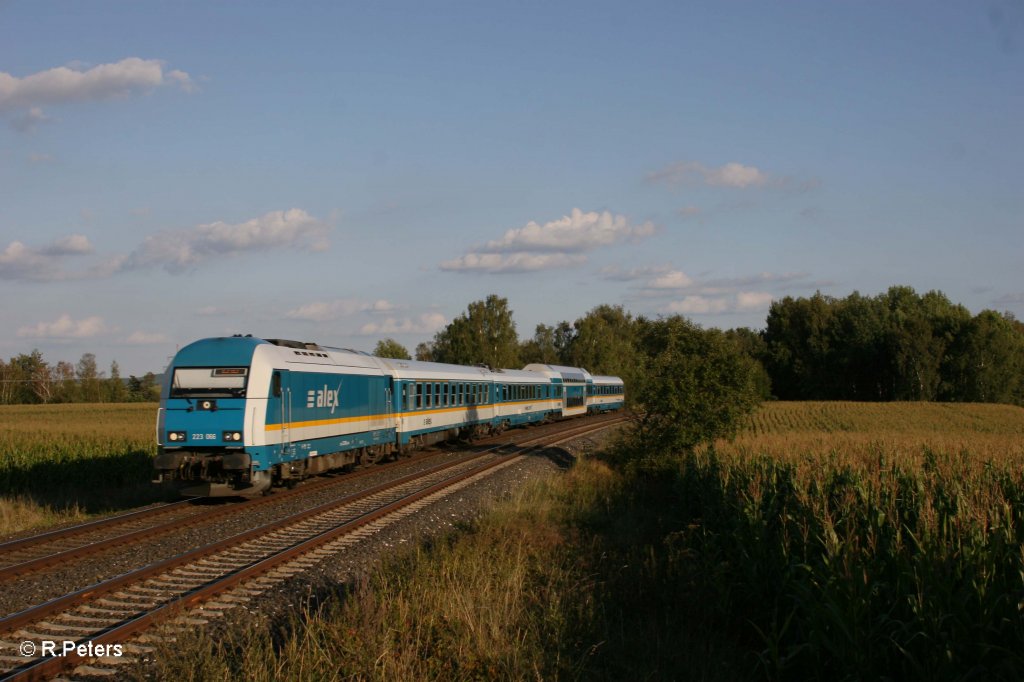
left=106, top=361, right=128, bottom=402
left=763, top=293, right=836, bottom=399
left=431, top=295, right=520, bottom=368
left=127, top=372, right=160, bottom=402
left=724, top=327, right=772, bottom=399
left=372, top=338, right=412, bottom=360
left=10, top=351, right=47, bottom=404
left=414, top=342, right=434, bottom=362
left=0, top=359, right=17, bottom=405
left=54, top=361, right=76, bottom=402
left=944, top=310, right=1024, bottom=403
left=565, top=305, right=637, bottom=381
left=626, top=316, right=761, bottom=457
left=519, top=324, right=561, bottom=365
left=77, top=353, right=103, bottom=402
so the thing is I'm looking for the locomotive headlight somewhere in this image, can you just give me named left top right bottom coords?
left=167, top=431, right=187, bottom=443
left=223, top=431, right=243, bottom=442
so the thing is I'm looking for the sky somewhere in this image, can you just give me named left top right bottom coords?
left=1, top=1, right=1022, bottom=376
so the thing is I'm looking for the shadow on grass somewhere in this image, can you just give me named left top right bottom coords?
left=0, top=448, right=174, bottom=514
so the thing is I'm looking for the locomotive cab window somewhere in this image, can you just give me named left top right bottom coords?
left=171, top=367, right=249, bottom=399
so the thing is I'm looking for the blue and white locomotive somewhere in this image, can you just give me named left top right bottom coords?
left=154, top=335, right=624, bottom=496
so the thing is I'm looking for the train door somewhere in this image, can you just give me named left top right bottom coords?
left=269, top=369, right=293, bottom=457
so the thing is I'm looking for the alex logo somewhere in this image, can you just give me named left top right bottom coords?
left=306, top=383, right=342, bottom=413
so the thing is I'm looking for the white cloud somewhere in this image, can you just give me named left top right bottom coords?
left=0, top=58, right=193, bottom=113
left=636, top=270, right=809, bottom=298
left=663, top=291, right=774, bottom=316
left=125, top=331, right=170, bottom=344
left=440, top=252, right=587, bottom=273
left=647, top=269, right=695, bottom=290
left=0, top=235, right=96, bottom=281
left=359, top=313, right=448, bottom=336
left=442, top=208, right=653, bottom=274
left=17, top=314, right=110, bottom=339
left=664, top=296, right=731, bottom=315
left=286, top=298, right=397, bottom=322
left=127, top=208, right=329, bottom=273
left=482, top=208, right=655, bottom=254
left=736, top=291, right=775, bottom=310
left=647, top=161, right=770, bottom=189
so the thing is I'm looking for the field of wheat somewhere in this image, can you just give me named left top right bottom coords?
left=0, top=403, right=162, bottom=535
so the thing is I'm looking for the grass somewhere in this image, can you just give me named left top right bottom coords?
left=0, top=403, right=167, bottom=536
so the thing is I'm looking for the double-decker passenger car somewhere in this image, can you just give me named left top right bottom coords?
left=154, top=336, right=624, bottom=497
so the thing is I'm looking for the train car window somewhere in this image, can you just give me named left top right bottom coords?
left=272, top=372, right=281, bottom=398
left=443, top=383, right=449, bottom=407
left=425, top=383, right=432, bottom=408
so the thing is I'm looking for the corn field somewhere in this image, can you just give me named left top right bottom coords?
left=0, top=404, right=162, bottom=534
left=677, top=401, right=1024, bottom=678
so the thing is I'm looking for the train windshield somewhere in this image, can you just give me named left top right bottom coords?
left=170, top=367, right=249, bottom=398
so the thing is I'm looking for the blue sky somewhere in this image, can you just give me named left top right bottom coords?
left=1, top=1, right=1021, bottom=375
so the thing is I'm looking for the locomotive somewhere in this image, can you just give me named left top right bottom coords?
left=154, top=335, right=624, bottom=496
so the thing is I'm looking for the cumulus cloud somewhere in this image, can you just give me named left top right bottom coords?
left=635, top=270, right=809, bottom=297
left=17, top=314, right=110, bottom=339
left=646, top=269, right=695, bottom=290
left=126, top=209, right=330, bottom=273
left=647, top=161, right=771, bottom=189
left=664, top=291, right=774, bottom=315
left=0, top=57, right=194, bottom=113
left=482, top=208, right=655, bottom=254
left=0, top=235, right=96, bottom=281
left=441, top=209, right=654, bottom=274
left=359, top=313, right=448, bottom=336
left=286, top=298, right=397, bottom=322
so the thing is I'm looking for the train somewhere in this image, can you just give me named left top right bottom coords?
left=153, top=335, right=625, bottom=497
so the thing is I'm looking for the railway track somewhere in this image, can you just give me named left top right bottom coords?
left=0, top=416, right=624, bottom=681
left=0, top=412, right=620, bottom=586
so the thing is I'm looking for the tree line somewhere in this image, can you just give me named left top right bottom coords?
left=6, top=286, right=1021, bottom=406
left=0, top=351, right=160, bottom=404
left=761, top=286, right=1024, bottom=403
left=372, top=287, right=1023, bottom=407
